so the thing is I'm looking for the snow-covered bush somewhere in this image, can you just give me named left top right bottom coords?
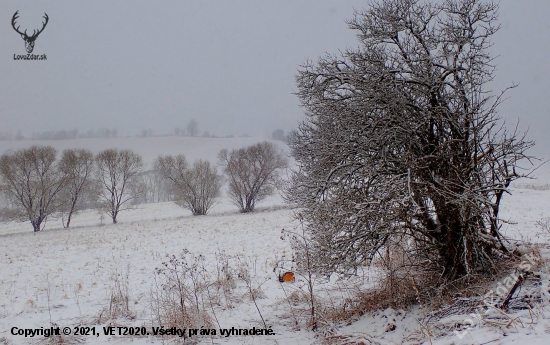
left=0, top=145, right=67, bottom=231
left=288, top=0, right=536, bottom=281
left=155, top=155, right=222, bottom=215
left=151, top=251, right=215, bottom=331
left=95, top=149, right=145, bottom=224
left=218, top=141, right=287, bottom=213
left=58, top=148, right=98, bottom=228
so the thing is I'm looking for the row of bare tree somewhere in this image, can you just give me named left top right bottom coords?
left=0, top=147, right=142, bottom=231
left=0, top=142, right=287, bottom=232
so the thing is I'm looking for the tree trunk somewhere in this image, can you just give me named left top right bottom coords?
left=32, top=220, right=42, bottom=232
left=66, top=208, right=74, bottom=228
left=66, top=198, right=78, bottom=228
left=436, top=209, right=467, bottom=279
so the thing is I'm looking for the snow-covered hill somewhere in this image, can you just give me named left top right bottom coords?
left=0, top=136, right=549, bottom=344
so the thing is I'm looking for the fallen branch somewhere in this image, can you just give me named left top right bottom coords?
left=500, top=274, right=524, bottom=310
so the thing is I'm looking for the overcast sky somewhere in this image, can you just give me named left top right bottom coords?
left=0, top=0, right=548, bottom=157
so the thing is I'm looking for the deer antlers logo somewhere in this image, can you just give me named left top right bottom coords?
left=12, top=11, right=49, bottom=54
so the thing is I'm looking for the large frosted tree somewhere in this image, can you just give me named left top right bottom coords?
left=288, top=0, right=535, bottom=280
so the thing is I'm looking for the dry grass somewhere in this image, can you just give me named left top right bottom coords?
left=96, top=265, right=135, bottom=323
left=34, top=323, right=86, bottom=345
left=536, top=218, right=550, bottom=233
left=286, top=290, right=310, bottom=305
left=322, top=332, right=377, bottom=345
left=243, top=286, right=267, bottom=301
left=213, top=251, right=237, bottom=309
left=319, top=243, right=528, bottom=325
left=317, top=246, right=545, bottom=345
left=150, top=251, right=215, bottom=332
left=514, top=183, right=550, bottom=191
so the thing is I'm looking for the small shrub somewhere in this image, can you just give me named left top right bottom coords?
left=213, top=252, right=237, bottom=309
left=97, top=266, right=135, bottom=323
left=536, top=218, right=550, bottom=233
left=150, top=251, right=214, bottom=332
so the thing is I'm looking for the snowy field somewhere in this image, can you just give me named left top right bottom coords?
left=0, top=195, right=308, bottom=344
left=0, top=137, right=549, bottom=344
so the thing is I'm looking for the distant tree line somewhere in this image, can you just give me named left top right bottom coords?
left=0, top=128, right=120, bottom=141
left=75, top=128, right=119, bottom=139
left=1, top=123, right=290, bottom=142
left=174, top=119, right=200, bottom=137
left=0, top=130, right=25, bottom=141
left=32, top=128, right=79, bottom=140
left=0, top=142, right=287, bottom=231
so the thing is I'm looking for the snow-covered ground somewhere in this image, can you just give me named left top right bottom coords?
left=1, top=186, right=549, bottom=345
left=0, top=195, right=310, bottom=344
left=0, top=137, right=549, bottom=344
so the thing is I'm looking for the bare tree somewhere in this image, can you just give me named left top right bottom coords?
left=140, top=129, right=153, bottom=138
left=272, top=129, right=286, bottom=141
left=95, top=149, right=144, bottom=224
left=218, top=142, right=288, bottom=213
left=154, top=154, right=188, bottom=201
left=288, top=0, right=536, bottom=280
left=181, top=160, right=222, bottom=215
left=187, top=119, right=199, bottom=137
left=15, top=130, right=24, bottom=140
left=0, top=146, right=67, bottom=232
left=58, top=148, right=96, bottom=228
left=136, top=170, right=174, bottom=203
left=155, top=155, right=222, bottom=215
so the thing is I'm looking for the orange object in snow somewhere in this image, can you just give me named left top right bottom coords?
left=280, top=271, right=295, bottom=282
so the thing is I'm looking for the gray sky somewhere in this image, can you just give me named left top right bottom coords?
left=0, top=0, right=549, bottom=157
